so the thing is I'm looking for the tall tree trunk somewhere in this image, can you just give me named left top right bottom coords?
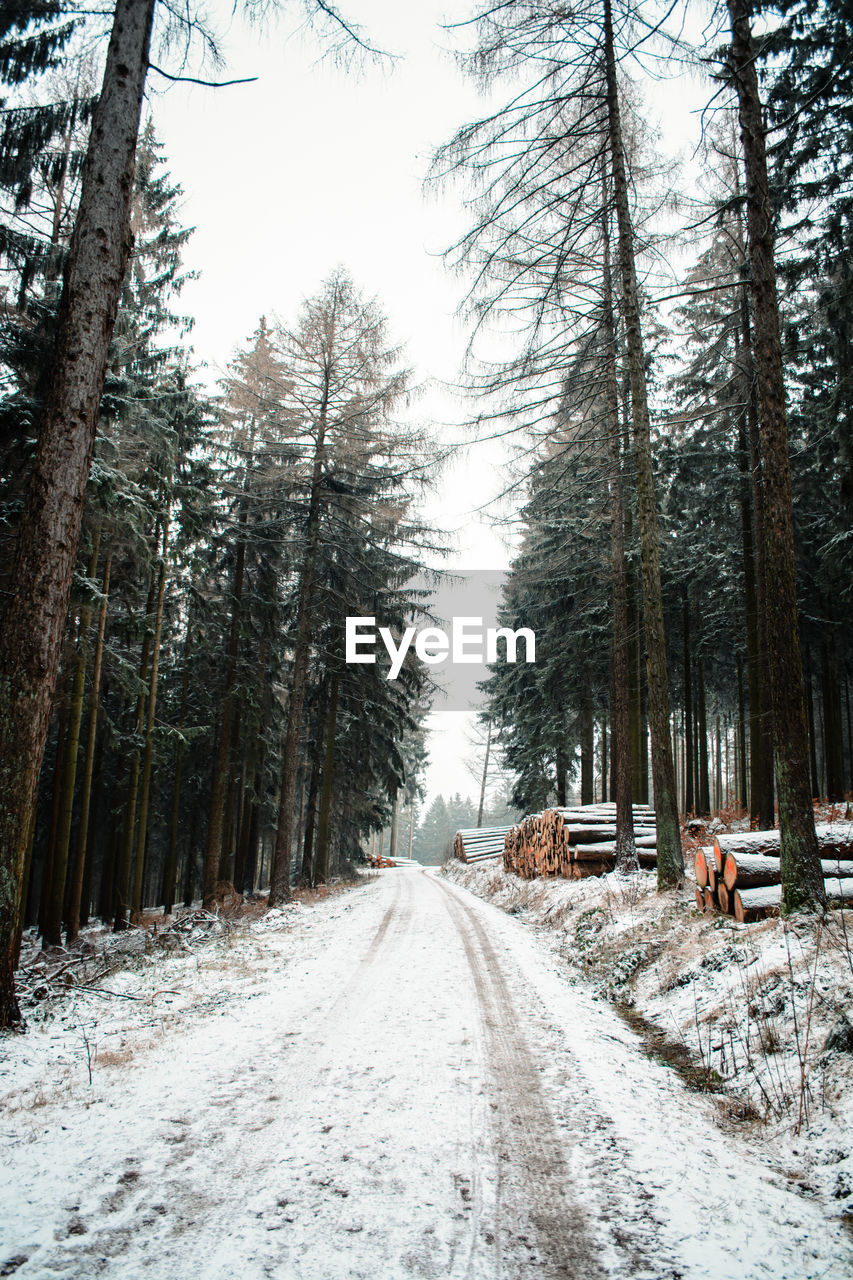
left=698, top=658, right=710, bottom=816
left=683, top=595, right=694, bottom=815
left=269, top=377, right=331, bottom=906
left=219, top=708, right=241, bottom=884
left=38, top=675, right=70, bottom=938
left=66, top=544, right=111, bottom=942
left=163, top=619, right=191, bottom=915
left=314, top=672, right=341, bottom=885
left=182, top=803, right=200, bottom=908
left=131, top=520, right=169, bottom=914
left=601, top=197, right=636, bottom=869
left=555, top=741, right=567, bottom=807
left=737, top=654, right=748, bottom=808
left=805, top=647, right=819, bottom=798
left=388, top=788, right=399, bottom=862
left=840, top=675, right=845, bottom=793
left=0, top=0, right=156, bottom=1026
left=639, top=669, right=650, bottom=806
left=727, top=0, right=822, bottom=912
left=600, top=714, right=608, bottom=804
left=43, top=534, right=101, bottom=946
left=627, top=571, right=641, bottom=801
left=477, top=720, right=492, bottom=827
left=79, top=715, right=105, bottom=929
left=204, top=535, right=245, bottom=903
left=603, top=0, right=681, bottom=884
left=114, top=562, right=157, bottom=930
left=580, top=679, right=594, bottom=805
left=736, top=402, right=762, bottom=822
left=820, top=619, right=844, bottom=801
left=300, top=759, right=321, bottom=888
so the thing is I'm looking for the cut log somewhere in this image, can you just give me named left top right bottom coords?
left=454, top=826, right=512, bottom=863
left=714, top=824, right=853, bottom=863
left=733, top=884, right=782, bottom=923
left=724, top=852, right=853, bottom=891
left=703, top=886, right=715, bottom=912
left=733, top=876, right=853, bottom=922
left=824, top=877, right=853, bottom=905
left=573, top=837, right=657, bottom=861
left=694, top=847, right=709, bottom=889
left=695, top=887, right=706, bottom=911
left=717, top=882, right=732, bottom=914
left=566, top=824, right=656, bottom=845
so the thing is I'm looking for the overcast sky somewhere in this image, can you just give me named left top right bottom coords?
left=147, top=0, right=712, bottom=810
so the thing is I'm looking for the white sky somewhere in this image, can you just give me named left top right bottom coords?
left=147, top=0, right=713, bottom=808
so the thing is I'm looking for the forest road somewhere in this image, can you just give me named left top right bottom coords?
left=2, top=868, right=851, bottom=1280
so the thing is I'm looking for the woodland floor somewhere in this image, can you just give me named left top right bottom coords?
left=1, top=868, right=851, bottom=1279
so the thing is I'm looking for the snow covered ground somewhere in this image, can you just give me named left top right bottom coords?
left=1, top=868, right=851, bottom=1278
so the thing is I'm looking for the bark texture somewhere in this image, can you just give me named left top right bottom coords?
left=0, top=0, right=155, bottom=1023
left=603, top=0, right=682, bottom=886
left=727, top=0, right=823, bottom=913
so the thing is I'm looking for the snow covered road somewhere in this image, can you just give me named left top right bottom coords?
left=2, top=868, right=850, bottom=1279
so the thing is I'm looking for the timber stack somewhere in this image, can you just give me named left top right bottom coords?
left=693, top=823, right=853, bottom=922
left=502, top=803, right=657, bottom=879
left=453, top=826, right=513, bottom=864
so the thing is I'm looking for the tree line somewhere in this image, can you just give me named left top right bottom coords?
left=0, top=0, right=436, bottom=1028
left=0, top=0, right=850, bottom=1031
left=437, top=0, right=850, bottom=908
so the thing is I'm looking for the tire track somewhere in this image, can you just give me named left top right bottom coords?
left=431, top=874, right=606, bottom=1280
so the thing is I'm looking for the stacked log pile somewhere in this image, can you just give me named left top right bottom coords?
left=453, top=827, right=513, bottom=864
left=367, top=853, right=421, bottom=869
left=694, top=824, right=853, bottom=922
left=502, top=804, right=657, bottom=879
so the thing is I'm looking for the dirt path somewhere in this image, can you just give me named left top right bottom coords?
left=1, top=869, right=850, bottom=1279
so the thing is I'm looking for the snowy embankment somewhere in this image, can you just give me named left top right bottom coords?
left=442, top=851, right=853, bottom=1226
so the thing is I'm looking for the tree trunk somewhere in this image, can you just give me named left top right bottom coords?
left=737, top=654, right=748, bottom=808
left=477, top=719, right=492, bottom=827
left=580, top=679, right=594, bottom=806
left=43, top=533, right=101, bottom=946
left=300, top=758, right=321, bottom=888
left=314, top=672, right=341, bottom=885
left=806, top=647, right=819, bottom=798
left=601, top=199, right=636, bottom=870
left=698, top=658, right=710, bottom=816
left=683, top=596, right=694, bottom=815
left=219, top=708, right=241, bottom=884
left=388, top=788, right=399, bottom=862
left=820, top=621, right=844, bottom=801
left=204, top=535, right=245, bottom=904
left=736, top=402, right=761, bottom=820
left=604, top=0, right=681, bottom=882
left=114, top=562, right=157, bottom=930
left=38, top=675, right=70, bottom=939
left=555, top=740, right=567, bottom=807
left=269, top=380, right=330, bottom=905
left=132, top=520, right=169, bottom=914
left=64, top=537, right=111, bottom=942
left=600, top=714, right=608, bottom=804
left=0, top=0, right=156, bottom=1026
left=840, top=675, right=845, bottom=793
left=163, top=618, right=191, bottom=915
left=727, top=0, right=822, bottom=913
left=78, top=713, right=105, bottom=929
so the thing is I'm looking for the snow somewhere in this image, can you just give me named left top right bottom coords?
left=1, top=869, right=851, bottom=1278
